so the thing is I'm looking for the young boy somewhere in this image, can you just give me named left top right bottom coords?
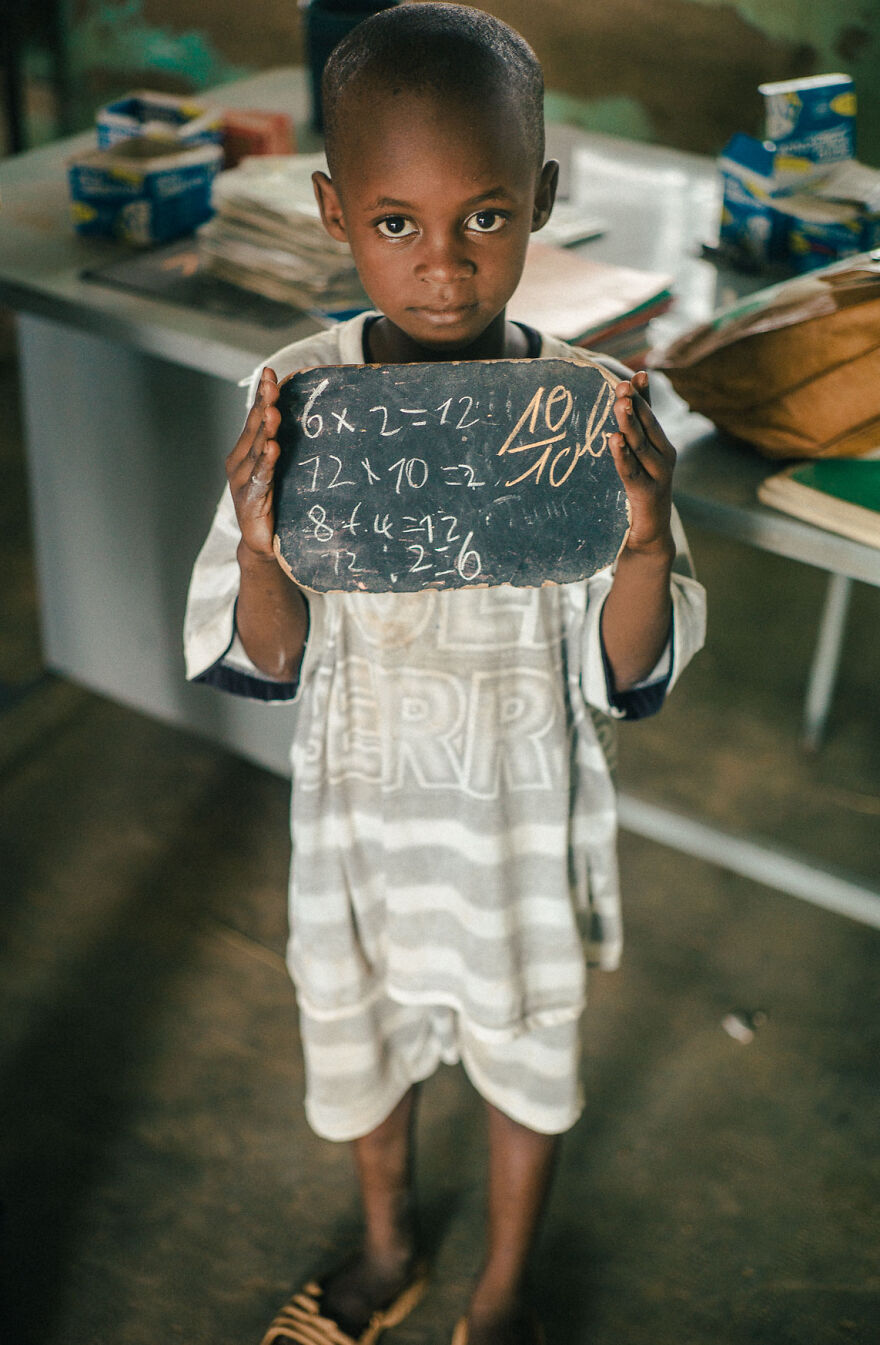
left=185, top=6, right=706, bottom=1344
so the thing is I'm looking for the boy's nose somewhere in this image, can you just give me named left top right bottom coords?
left=417, top=232, right=476, bottom=285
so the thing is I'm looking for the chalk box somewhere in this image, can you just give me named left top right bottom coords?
left=718, top=133, right=788, bottom=268
left=97, top=90, right=223, bottom=149
left=68, top=137, right=223, bottom=245
left=716, top=125, right=878, bottom=273
left=781, top=197, right=877, bottom=273
left=759, top=74, right=856, bottom=191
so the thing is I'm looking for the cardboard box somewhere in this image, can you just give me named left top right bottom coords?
left=718, top=133, right=787, bottom=268
left=780, top=196, right=869, bottom=273
left=68, top=137, right=223, bottom=245
left=97, top=91, right=223, bottom=150
left=716, top=94, right=876, bottom=273
left=759, top=74, right=856, bottom=191
left=785, top=158, right=880, bottom=271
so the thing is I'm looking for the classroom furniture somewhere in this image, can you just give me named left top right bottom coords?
left=1, top=68, right=877, bottom=928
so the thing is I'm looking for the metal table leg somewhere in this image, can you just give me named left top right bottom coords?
left=802, top=573, right=853, bottom=751
left=618, top=792, right=880, bottom=929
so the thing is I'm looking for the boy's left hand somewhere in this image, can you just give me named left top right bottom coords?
left=610, top=370, right=676, bottom=554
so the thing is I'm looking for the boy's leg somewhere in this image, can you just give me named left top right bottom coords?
left=465, top=1103, right=559, bottom=1345
left=319, top=1086, right=422, bottom=1331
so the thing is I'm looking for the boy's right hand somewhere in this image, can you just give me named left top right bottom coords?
left=226, top=366, right=283, bottom=559
left=225, top=366, right=309, bottom=677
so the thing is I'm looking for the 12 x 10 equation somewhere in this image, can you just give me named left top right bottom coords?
left=273, top=359, right=630, bottom=594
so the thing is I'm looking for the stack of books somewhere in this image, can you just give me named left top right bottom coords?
left=758, top=458, right=880, bottom=549
left=197, top=153, right=367, bottom=315
left=511, top=242, right=673, bottom=369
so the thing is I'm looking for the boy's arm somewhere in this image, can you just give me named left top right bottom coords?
left=227, top=367, right=309, bottom=681
left=601, top=370, right=677, bottom=694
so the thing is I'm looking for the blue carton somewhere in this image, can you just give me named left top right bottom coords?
left=759, top=74, right=856, bottom=190
left=97, top=90, right=223, bottom=150
left=717, top=134, right=787, bottom=267
left=68, top=136, right=223, bottom=245
left=776, top=196, right=865, bottom=273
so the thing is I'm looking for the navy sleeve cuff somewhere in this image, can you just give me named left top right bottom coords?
left=193, top=660, right=301, bottom=701
left=600, top=626, right=673, bottom=721
left=192, top=596, right=306, bottom=702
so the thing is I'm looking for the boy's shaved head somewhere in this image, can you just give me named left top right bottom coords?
left=322, top=2, right=545, bottom=173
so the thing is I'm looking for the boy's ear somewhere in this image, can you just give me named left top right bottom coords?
left=531, top=160, right=560, bottom=233
left=312, top=170, right=348, bottom=242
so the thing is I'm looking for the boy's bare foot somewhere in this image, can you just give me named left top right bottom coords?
left=462, top=1298, right=543, bottom=1345
left=319, top=1247, right=421, bottom=1337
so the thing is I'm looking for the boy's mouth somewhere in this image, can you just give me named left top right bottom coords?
left=412, top=303, right=478, bottom=326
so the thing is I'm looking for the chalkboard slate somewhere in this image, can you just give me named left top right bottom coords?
left=272, top=358, right=629, bottom=593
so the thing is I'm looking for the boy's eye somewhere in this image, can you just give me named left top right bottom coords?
left=376, top=215, right=417, bottom=238
left=465, top=210, right=507, bottom=233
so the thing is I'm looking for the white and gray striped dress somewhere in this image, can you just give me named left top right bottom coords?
left=184, top=314, right=706, bottom=1138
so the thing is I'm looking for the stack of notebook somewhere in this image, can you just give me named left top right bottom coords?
left=758, top=458, right=880, bottom=549
left=197, top=153, right=367, bottom=315
left=511, top=242, right=673, bottom=368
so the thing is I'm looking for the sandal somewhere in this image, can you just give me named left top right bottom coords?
left=260, top=1262, right=429, bottom=1345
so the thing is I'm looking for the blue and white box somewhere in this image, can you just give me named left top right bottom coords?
left=97, top=90, right=223, bottom=150
left=759, top=74, right=856, bottom=190
left=68, top=136, right=223, bottom=245
left=717, top=133, right=787, bottom=266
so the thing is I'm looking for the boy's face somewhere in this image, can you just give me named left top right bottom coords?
left=313, top=83, right=557, bottom=359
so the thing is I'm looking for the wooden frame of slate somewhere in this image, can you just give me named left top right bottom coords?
left=272, top=358, right=630, bottom=593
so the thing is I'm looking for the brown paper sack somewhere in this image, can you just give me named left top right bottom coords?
left=651, top=252, right=880, bottom=460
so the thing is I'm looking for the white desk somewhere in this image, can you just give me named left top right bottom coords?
left=1, top=68, right=877, bottom=927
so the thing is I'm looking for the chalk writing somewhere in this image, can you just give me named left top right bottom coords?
left=497, top=380, right=614, bottom=489
left=273, top=359, right=629, bottom=593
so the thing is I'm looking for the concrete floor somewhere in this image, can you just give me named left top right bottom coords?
left=0, top=341, right=878, bottom=1345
